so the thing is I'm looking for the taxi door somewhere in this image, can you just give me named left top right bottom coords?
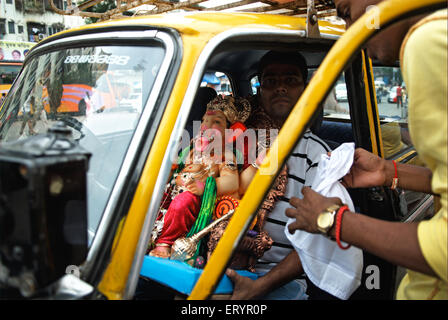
left=188, top=0, right=446, bottom=300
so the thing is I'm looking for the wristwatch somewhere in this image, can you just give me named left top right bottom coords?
left=317, top=204, right=341, bottom=234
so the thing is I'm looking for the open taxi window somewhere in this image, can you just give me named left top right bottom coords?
left=372, top=66, right=434, bottom=222
left=372, top=66, right=413, bottom=159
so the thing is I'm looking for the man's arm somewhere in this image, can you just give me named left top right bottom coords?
left=328, top=209, right=435, bottom=276
left=342, top=148, right=433, bottom=194
left=226, top=250, right=303, bottom=300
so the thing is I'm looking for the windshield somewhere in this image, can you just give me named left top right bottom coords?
left=0, top=44, right=165, bottom=244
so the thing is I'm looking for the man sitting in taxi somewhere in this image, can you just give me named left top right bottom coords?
left=226, top=51, right=345, bottom=300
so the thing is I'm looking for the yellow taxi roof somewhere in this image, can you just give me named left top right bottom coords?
left=63, top=11, right=345, bottom=39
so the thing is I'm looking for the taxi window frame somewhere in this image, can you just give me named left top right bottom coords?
left=132, top=30, right=349, bottom=299
left=20, top=28, right=184, bottom=285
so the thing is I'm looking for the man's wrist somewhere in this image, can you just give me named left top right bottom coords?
left=384, top=159, right=397, bottom=188
left=328, top=221, right=337, bottom=238
left=240, top=277, right=267, bottom=300
left=328, top=209, right=348, bottom=239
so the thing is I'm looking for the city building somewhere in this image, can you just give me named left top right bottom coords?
left=0, top=0, right=84, bottom=43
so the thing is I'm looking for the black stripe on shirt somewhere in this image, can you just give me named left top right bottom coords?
left=272, top=241, right=294, bottom=249
left=287, top=174, right=305, bottom=184
left=306, top=162, right=319, bottom=173
left=266, top=217, right=287, bottom=226
left=303, top=134, right=331, bottom=152
left=290, top=152, right=314, bottom=167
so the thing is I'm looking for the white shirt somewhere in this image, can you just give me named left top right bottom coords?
left=255, top=130, right=330, bottom=274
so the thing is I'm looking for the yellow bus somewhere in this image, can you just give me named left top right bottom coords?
left=0, top=40, right=34, bottom=99
left=0, top=61, right=22, bottom=97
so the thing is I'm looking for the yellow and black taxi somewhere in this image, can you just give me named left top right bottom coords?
left=0, top=0, right=444, bottom=301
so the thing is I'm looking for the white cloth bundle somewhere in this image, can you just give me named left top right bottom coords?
left=285, top=142, right=363, bottom=300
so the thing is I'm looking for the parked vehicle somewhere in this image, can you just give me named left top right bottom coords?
left=0, top=41, right=35, bottom=99
left=0, top=0, right=443, bottom=301
left=0, top=61, right=22, bottom=98
left=375, top=80, right=386, bottom=103
left=335, top=83, right=348, bottom=102
left=388, top=86, right=399, bottom=103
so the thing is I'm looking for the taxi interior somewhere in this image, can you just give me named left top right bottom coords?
left=140, top=37, right=409, bottom=299
left=147, top=16, right=436, bottom=298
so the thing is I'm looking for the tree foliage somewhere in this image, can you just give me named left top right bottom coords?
left=78, top=0, right=129, bottom=24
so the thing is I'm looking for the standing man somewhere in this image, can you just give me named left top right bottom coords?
left=227, top=51, right=352, bottom=300
left=286, top=0, right=447, bottom=300
left=396, top=84, right=402, bottom=109
left=19, top=95, right=35, bottom=135
left=31, top=66, right=50, bottom=127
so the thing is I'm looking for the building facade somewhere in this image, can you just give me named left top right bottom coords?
left=0, top=0, right=84, bottom=43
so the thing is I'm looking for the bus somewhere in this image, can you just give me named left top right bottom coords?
left=0, top=40, right=35, bottom=99
left=0, top=61, right=22, bottom=98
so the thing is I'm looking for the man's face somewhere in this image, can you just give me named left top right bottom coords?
left=334, top=0, right=410, bottom=65
left=258, top=63, right=305, bottom=124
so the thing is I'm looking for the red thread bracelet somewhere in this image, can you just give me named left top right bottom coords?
left=391, top=160, right=398, bottom=190
left=335, top=205, right=351, bottom=250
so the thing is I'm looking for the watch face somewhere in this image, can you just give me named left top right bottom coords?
left=317, top=205, right=340, bottom=234
left=317, top=212, right=333, bottom=229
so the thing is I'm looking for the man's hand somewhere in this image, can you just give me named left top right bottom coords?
left=342, top=148, right=388, bottom=189
left=286, top=187, right=342, bottom=234
left=225, top=269, right=261, bottom=300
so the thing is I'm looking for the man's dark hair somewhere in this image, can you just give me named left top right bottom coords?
left=257, top=50, right=308, bottom=81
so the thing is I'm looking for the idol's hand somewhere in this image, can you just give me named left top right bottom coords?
left=185, top=179, right=205, bottom=196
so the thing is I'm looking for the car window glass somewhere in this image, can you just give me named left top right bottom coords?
left=323, top=80, right=350, bottom=117
left=373, top=66, right=433, bottom=222
left=0, top=44, right=166, bottom=245
left=372, top=66, right=413, bottom=159
left=250, top=76, right=259, bottom=95
left=318, top=73, right=354, bottom=150
left=201, top=71, right=232, bottom=96
left=304, top=69, right=350, bottom=118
